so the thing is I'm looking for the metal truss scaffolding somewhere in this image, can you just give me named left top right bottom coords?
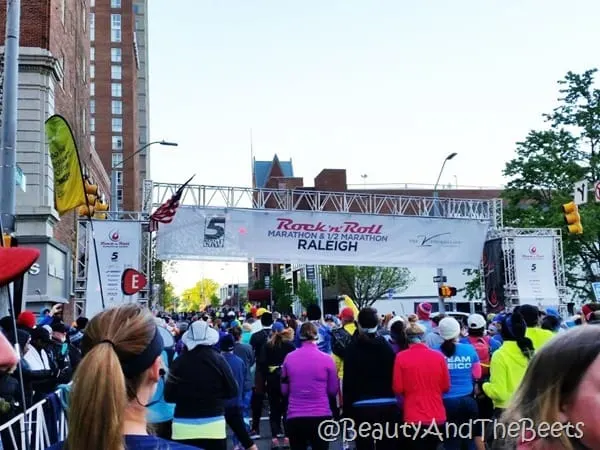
left=143, top=180, right=503, bottom=226
left=74, top=212, right=151, bottom=317
left=484, top=227, right=568, bottom=315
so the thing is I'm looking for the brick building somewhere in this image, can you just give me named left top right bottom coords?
left=249, top=155, right=502, bottom=310
left=90, top=0, right=149, bottom=212
left=0, top=0, right=109, bottom=316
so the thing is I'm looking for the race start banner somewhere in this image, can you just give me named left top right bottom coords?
left=85, top=220, right=142, bottom=317
left=513, top=236, right=559, bottom=306
left=156, top=207, right=490, bottom=267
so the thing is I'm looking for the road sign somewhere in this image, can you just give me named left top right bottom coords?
left=573, top=180, right=588, bottom=205
left=121, top=268, right=147, bottom=295
left=433, top=275, right=447, bottom=283
left=595, top=181, right=600, bottom=202
left=593, top=282, right=600, bottom=301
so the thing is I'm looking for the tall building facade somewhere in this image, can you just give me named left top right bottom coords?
left=0, top=0, right=109, bottom=312
left=90, top=0, right=148, bottom=212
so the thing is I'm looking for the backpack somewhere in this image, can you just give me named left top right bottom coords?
left=468, top=335, right=491, bottom=378
left=331, top=326, right=353, bottom=358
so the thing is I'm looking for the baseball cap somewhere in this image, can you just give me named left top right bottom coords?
left=219, top=334, right=235, bottom=352
left=0, top=247, right=40, bottom=287
left=256, top=308, right=267, bottom=317
left=272, top=322, right=284, bottom=333
left=339, top=307, right=355, bottom=321
left=468, top=314, right=486, bottom=330
left=438, top=317, right=461, bottom=340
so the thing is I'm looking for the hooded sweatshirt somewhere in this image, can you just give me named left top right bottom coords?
left=482, top=341, right=530, bottom=409
left=525, top=327, right=554, bottom=351
left=331, top=321, right=357, bottom=379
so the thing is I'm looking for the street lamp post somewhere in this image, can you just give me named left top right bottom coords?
left=111, top=140, right=178, bottom=212
left=432, top=152, right=457, bottom=314
left=432, top=152, right=457, bottom=217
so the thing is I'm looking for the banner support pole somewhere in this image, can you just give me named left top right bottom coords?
left=437, top=267, right=446, bottom=313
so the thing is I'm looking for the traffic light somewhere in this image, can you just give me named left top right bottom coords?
left=562, top=201, right=583, bottom=234
left=78, top=178, right=99, bottom=217
left=438, top=285, right=457, bottom=298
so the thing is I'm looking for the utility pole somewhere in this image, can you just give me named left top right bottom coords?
left=436, top=268, right=446, bottom=313
left=0, top=0, right=21, bottom=234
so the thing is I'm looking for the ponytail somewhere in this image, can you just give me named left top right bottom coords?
left=507, top=311, right=535, bottom=360
left=440, top=340, right=456, bottom=358
left=67, top=343, right=126, bottom=450
left=269, top=332, right=284, bottom=347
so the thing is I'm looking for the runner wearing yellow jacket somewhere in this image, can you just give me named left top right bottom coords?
left=332, top=295, right=359, bottom=379
left=482, top=312, right=534, bottom=410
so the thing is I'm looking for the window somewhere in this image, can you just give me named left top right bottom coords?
left=111, top=47, right=121, bottom=63
left=111, top=65, right=121, bottom=80
left=112, top=118, right=122, bottom=132
left=111, top=0, right=121, bottom=7
left=117, top=188, right=123, bottom=202
left=90, top=47, right=95, bottom=61
left=91, top=135, right=95, bottom=149
left=82, top=7, right=86, bottom=32
left=59, top=55, right=65, bottom=88
left=90, top=99, right=95, bottom=114
left=111, top=100, right=122, bottom=115
left=61, top=0, right=65, bottom=24
left=81, top=56, right=86, bottom=82
left=90, top=13, right=95, bottom=41
left=112, top=136, right=123, bottom=150
left=90, top=117, right=95, bottom=133
left=111, top=14, right=121, bottom=42
left=91, top=0, right=95, bottom=6
left=81, top=110, right=86, bottom=135
left=112, top=153, right=123, bottom=168
left=111, top=83, right=121, bottom=97
left=90, top=64, right=95, bottom=79
left=90, top=82, right=95, bottom=96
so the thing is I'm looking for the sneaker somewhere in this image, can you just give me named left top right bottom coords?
left=271, top=438, right=279, bottom=449
left=276, top=434, right=285, bottom=438
left=249, top=430, right=261, bottom=440
left=281, top=437, right=290, bottom=448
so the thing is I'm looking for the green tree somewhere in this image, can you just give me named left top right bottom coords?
left=502, top=69, right=600, bottom=300
left=210, top=294, right=221, bottom=308
left=162, top=282, right=177, bottom=311
left=151, top=239, right=177, bottom=308
left=296, top=279, right=318, bottom=309
left=462, top=269, right=482, bottom=301
left=322, top=266, right=413, bottom=309
left=271, top=273, right=293, bottom=312
left=180, top=278, right=220, bottom=311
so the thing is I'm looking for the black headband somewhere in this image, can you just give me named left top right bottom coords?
left=84, top=326, right=164, bottom=378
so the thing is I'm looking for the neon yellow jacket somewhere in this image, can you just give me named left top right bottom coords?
left=482, top=341, right=530, bottom=409
left=525, top=327, right=554, bottom=351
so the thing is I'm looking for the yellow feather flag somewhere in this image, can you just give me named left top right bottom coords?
left=45, top=115, right=87, bottom=215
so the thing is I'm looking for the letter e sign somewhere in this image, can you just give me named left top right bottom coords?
left=121, top=268, right=147, bottom=295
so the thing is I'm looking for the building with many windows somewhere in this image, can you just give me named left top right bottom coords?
left=0, top=0, right=109, bottom=314
left=89, top=0, right=149, bottom=211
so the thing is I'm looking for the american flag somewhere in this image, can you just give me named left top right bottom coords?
left=148, top=175, right=195, bottom=232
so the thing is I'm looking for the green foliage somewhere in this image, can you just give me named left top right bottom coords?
left=151, top=245, right=177, bottom=309
left=296, top=279, right=318, bottom=309
left=502, top=69, right=600, bottom=300
left=322, top=266, right=413, bottom=309
left=162, top=282, right=177, bottom=311
left=461, top=269, right=482, bottom=301
left=180, top=278, right=220, bottom=311
left=252, top=280, right=265, bottom=290
left=210, top=294, right=221, bottom=308
left=271, top=273, right=293, bottom=312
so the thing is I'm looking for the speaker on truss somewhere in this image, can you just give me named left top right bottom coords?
left=483, top=238, right=506, bottom=313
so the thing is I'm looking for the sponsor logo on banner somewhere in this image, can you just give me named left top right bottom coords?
left=267, top=217, right=387, bottom=253
left=409, top=232, right=463, bottom=248
left=109, top=229, right=120, bottom=242
left=204, top=216, right=226, bottom=248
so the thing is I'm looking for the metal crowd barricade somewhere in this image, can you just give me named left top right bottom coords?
left=0, top=388, right=68, bottom=450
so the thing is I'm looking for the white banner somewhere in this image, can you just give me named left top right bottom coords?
left=85, top=220, right=142, bottom=317
left=513, top=236, right=558, bottom=306
left=156, top=207, right=490, bottom=267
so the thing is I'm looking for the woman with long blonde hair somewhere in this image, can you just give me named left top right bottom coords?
left=495, top=325, right=600, bottom=450
left=47, top=304, right=195, bottom=450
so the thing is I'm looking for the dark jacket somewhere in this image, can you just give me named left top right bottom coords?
left=249, top=328, right=272, bottom=359
left=343, top=334, right=396, bottom=415
left=164, top=345, right=238, bottom=418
